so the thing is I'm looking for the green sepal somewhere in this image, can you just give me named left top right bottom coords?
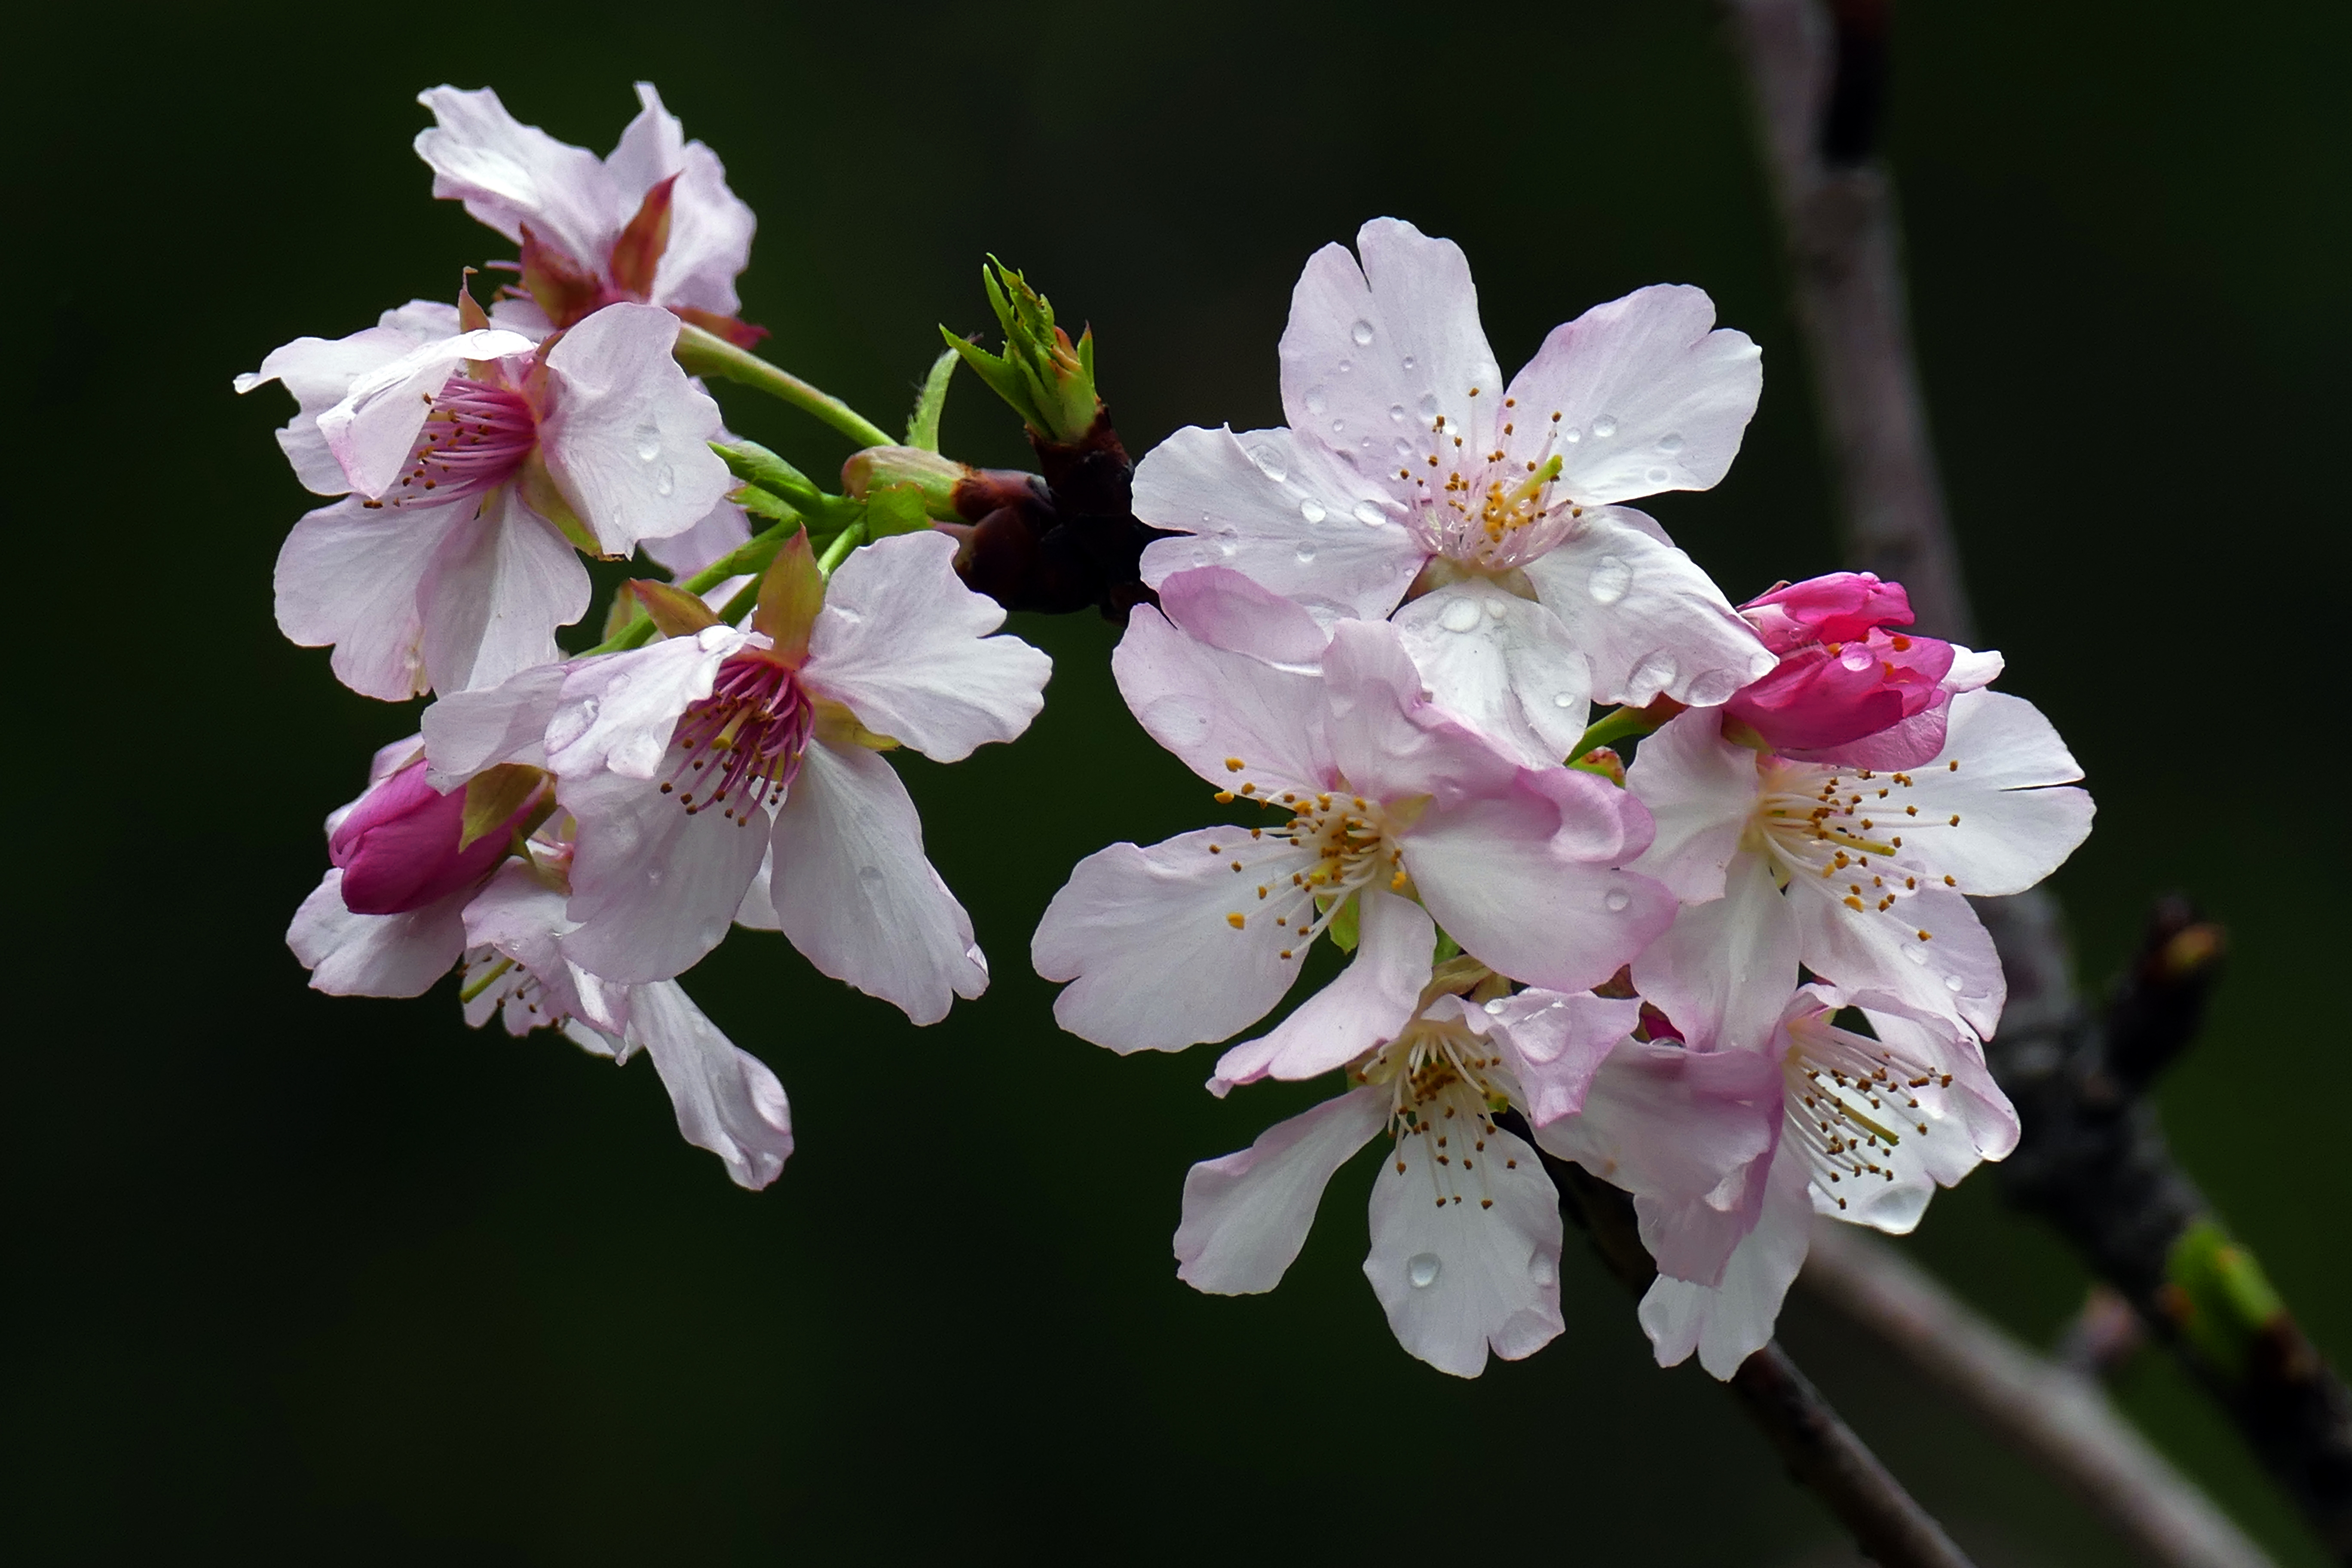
left=459, top=764, right=548, bottom=851
left=712, top=440, right=826, bottom=510
left=1432, top=930, right=1462, bottom=965
left=863, top=482, right=931, bottom=540
left=905, top=346, right=960, bottom=452
left=1323, top=893, right=1360, bottom=953
left=732, top=482, right=803, bottom=524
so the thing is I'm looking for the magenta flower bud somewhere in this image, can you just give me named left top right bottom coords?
left=330, top=759, right=530, bottom=915
left=1738, top=571, right=1914, bottom=654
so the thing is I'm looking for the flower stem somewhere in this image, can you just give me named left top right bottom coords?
left=674, top=323, right=895, bottom=449
left=583, top=517, right=812, bottom=657
left=1568, top=704, right=1665, bottom=763
left=817, top=522, right=866, bottom=579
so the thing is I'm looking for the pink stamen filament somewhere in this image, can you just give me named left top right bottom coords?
left=388, top=377, right=538, bottom=504
left=664, top=655, right=815, bottom=822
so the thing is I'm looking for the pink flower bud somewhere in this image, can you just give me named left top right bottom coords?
left=1725, top=573, right=1955, bottom=759
left=330, top=759, right=531, bottom=915
left=1738, top=571, right=1915, bottom=654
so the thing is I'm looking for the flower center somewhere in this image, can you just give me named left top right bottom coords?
left=1397, top=403, right=1583, bottom=571
left=1204, top=763, right=1410, bottom=961
left=1354, top=1014, right=1516, bottom=1211
left=1781, top=1014, right=1953, bottom=1208
left=375, top=374, right=538, bottom=509
left=661, top=653, right=815, bottom=823
left=1744, top=757, right=1967, bottom=948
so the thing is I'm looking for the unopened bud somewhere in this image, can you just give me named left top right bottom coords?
left=331, top=758, right=541, bottom=914
left=942, top=258, right=1102, bottom=445
left=842, top=445, right=971, bottom=519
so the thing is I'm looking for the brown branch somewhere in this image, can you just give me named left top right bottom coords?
left=1802, top=1221, right=2276, bottom=1568
left=1725, top=1, right=2352, bottom=1557
left=1540, top=1152, right=1977, bottom=1568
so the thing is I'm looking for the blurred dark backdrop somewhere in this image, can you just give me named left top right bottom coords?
left=9, top=2, right=2346, bottom=1562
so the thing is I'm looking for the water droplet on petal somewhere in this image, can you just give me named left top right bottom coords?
left=1388, top=403, right=1407, bottom=424
left=1299, top=498, right=1327, bottom=524
left=1631, top=650, right=1680, bottom=696
left=1686, top=668, right=1742, bottom=706
left=1944, top=974, right=1966, bottom=992
left=1553, top=691, right=1579, bottom=708
left=654, top=463, right=675, bottom=496
left=1483, top=596, right=1507, bottom=620
left=1484, top=998, right=1507, bottom=1015
left=1528, top=1251, right=1558, bottom=1287
left=1336, top=359, right=1354, bottom=375
left=1251, top=447, right=1288, bottom=483
left=1418, top=392, right=1439, bottom=419
left=1351, top=319, right=1376, bottom=346
left=1903, top=943, right=1929, bottom=967
left=1353, top=500, right=1388, bottom=527
left=578, top=696, right=600, bottom=722
left=1407, top=1253, right=1441, bottom=1289
left=1392, top=437, right=1417, bottom=460
left=1841, top=647, right=1875, bottom=672
left=1216, top=539, right=1238, bottom=558
left=858, top=865, right=884, bottom=887
left=1658, top=432, right=1685, bottom=453
left=1440, top=597, right=1482, bottom=633
left=1605, top=886, right=1631, bottom=912
left=1592, top=414, right=1620, bottom=439
left=634, top=425, right=662, bottom=462
left=1587, top=555, right=1633, bottom=604
left=1401, top=355, right=1418, bottom=372
left=1295, top=544, right=1317, bottom=564
left=1330, top=419, right=1347, bottom=436
left=1305, top=386, right=1329, bottom=415
left=1561, top=426, right=1582, bottom=445
left=1646, top=466, right=1670, bottom=484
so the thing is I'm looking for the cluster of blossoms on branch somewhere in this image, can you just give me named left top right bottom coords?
left=243, top=90, right=2090, bottom=1379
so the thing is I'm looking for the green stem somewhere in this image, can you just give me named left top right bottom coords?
left=1568, top=705, right=1666, bottom=763
left=582, top=517, right=810, bottom=657
left=674, top=324, right=894, bottom=448
left=817, top=522, right=866, bottom=578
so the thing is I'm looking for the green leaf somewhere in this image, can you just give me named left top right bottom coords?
left=905, top=346, right=960, bottom=451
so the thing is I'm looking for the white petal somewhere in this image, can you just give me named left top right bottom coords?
left=274, top=495, right=456, bottom=702
left=1320, top=619, right=1525, bottom=807
left=1111, top=600, right=1334, bottom=796
left=561, top=766, right=767, bottom=983
left=1505, top=284, right=1762, bottom=505
left=1472, top=990, right=1645, bottom=1127
left=1792, top=879, right=2006, bottom=1039
left=1521, top=508, right=1774, bottom=707
left=1638, top=1140, right=1813, bottom=1379
left=538, top=303, right=732, bottom=554
left=414, top=85, right=620, bottom=269
left=417, top=490, right=591, bottom=695
left=1134, top=425, right=1424, bottom=624
left=768, top=739, right=986, bottom=1025
left=287, top=869, right=468, bottom=997
left=802, top=532, right=1052, bottom=762
left=1391, top=580, right=1594, bottom=767
left=1033, top=827, right=1316, bottom=1053
left=545, top=630, right=739, bottom=780
left=1155, top=565, right=1330, bottom=670
left=605, top=86, right=757, bottom=316
left=640, top=495, right=753, bottom=577
left=1210, top=887, right=1434, bottom=1090
left=1365, top=1124, right=1562, bottom=1378
left=1632, top=851, right=1802, bottom=1051
left=239, top=321, right=436, bottom=495
left=1175, top=1084, right=1389, bottom=1295
left=1888, top=690, right=2095, bottom=897
left=628, top=980, right=793, bottom=1190
left=422, top=662, right=570, bottom=788
left=1625, top=706, right=1760, bottom=903
left=315, top=328, right=537, bottom=499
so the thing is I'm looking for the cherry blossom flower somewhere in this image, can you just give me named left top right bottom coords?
left=415, top=83, right=760, bottom=343
left=1563, top=985, right=2017, bottom=1378
left=242, top=301, right=729, bottom=699
left=329, top=752, right=546, bottom=916
left=1723, top=572, right=2001, bottom=768
left=1131, top=218, right=1775, bottom=752
left=423, top=530, right=1052, bottom=1021
left=1032, top=567, right=1674, bottom=1055
left=1176, top=965, right=1643, bottom=1376
left=1626, top=690, right=2094, bottom=1049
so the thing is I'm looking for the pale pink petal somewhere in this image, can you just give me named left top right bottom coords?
left=422, top=662, right=570, bottom=787
left=1210, top=886, right=1435, bottom=1092
left=1390, top=580, right=1595, bottom=767
left=1402, top=772, right=1672, bottom=992
left=538, top=303, right=732, bottom=554
left=561, top=766, right=768, bottom=983
left=459, top=861, right=625, bottom=1035
left=1034, top=827, right=1317, bottom=1053
left=287, top=869, right=468, bottom=997
left=800, top=532, right=1052, bottom=762
left=767, top=739, right=987, bottom=1025
left=1111, top=600, right=1333, bottom=796
left=237, top=319, right=436, bottom=494
left=1857, top=995, right=2020, bottom=1177
left=274, top=496, right=456, bottom=701
left=1365, top=1123, right=1562, bottom=1378
left=1792, top=879, right=2006, bottom=1039
left=1175, top=1085, right=1389, bottom=1294
left=628, top=980, right=793, bottom=1190
left=1632, top=851, right=1802, bottom=1052
left=1461, top=990, right=1645, bottom=1127
left=606, top=85, right=757, bottom=316
left=414, top=85, right=620, bottom=269
left=1883, top=691, right=2095, bottom=896
left=544, top=629, right=741, bottom=780
left=1134, top=424, right=1424, bottom=624
left=1155, top=565, right=1329, bottom=670
left=641, top=495, right=752, bottom=577
left=316, top=327, right=537, bottom=499
left=1520, top=508, right=1775, bottom=708
left=1505, top=284, right=1762, bottom=506
left=1320, top=619, right=1524, bottom=808
left=1625, top=706, right=1759, bottom=903
left=1639, top=1139, right=1813, bottom=1378
left=417, top=490, right=591, bottom=695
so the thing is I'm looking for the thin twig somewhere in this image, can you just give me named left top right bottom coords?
left=1802, top=1221, right=2276, bottom=1568
left=1541, top=1153, right=1977, bottom=1568
left=1724, top=0, right=2352, bottom=1556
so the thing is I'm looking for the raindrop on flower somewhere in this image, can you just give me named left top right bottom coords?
left=1686, top=668, right=1742, bottom=706
left=1528, top=1252, right=1558, bottom=1286
left=1631, top=649, right=1679, bottom=695
left=1251, top=447, right=1288, bottom=483
left=1841, top=647, right=1875, bottom=672
left=1945, top=974, right=1966, bottom=992
left=1587, top=555, right=1633, bottom=604
left=1353, top=500, right=1387, bottom=527
left=1646, top=466, right=1670, bottom=484
left=1401, top=355, right=1417, bottom=372
left=1484, top=998, right=1507, bottom=1014
left=634, top=425, right=662, bottom=462
left=1407, top=1253, right=1442, bottom=1289
left=858, top=865, right=884, bottom=886
left=1553, top=691, right=1579, bottom=708
left=1299, top=498, right=1327, bottom=524
left=1592, top=414, right=1620, bottom=438
left=1658, top=432, right=1685, bottom=453
left=1605, top=886, right=1631, bottom=912
left=1351, top=319, right=1376, bottom=346
left=654, top=464, right=675, bottom=497
left=1440, top=597, right=1483, bottom=633
left=1295, top=544, right=1317, bottom=564
left=1418, top=392, right=1440, bottom=419
left=1305, top=386, right=1329, bottom=415
left=1388, top=403, right=1407, bottom=424
left=1484, top=596, right=1507, bottom=619
left=1330, top=419, right=1346, bottom=436
left=1903, top=944, right=1929, bottom=966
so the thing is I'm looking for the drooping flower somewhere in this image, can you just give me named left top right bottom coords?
left=1547, top=985, right=2016, bottom=1378
left=1131, top=218, right=1775, bottom=757
left=1626, top=690, right=2094, bottom=1050
left=1176, top=961, right=1646, bottom=1376
left=1032, top=567, right=1674, bottom=1057
left=242, top=300, right=730, bottom=698
left=415, top=83, right=761, bottom=343
left=1722, top=572, right=1999, bottom=767
left=423, top=530, right=1053, bottom=1021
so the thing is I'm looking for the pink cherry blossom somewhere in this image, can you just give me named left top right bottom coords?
left=415, top=83, right=759, bottom=342
left=1033, top=567, right=1675, bottom=1056
left=1176, top=971, right=1641, bottom=1377
left=423, top=531, right=1052, bottom=1021
left=243, top=301, right=730, bottom=699
left=1131, top=218, right=1775, bottom=747
left=1625, top=692, right=2094, bottom=1048
left=330, top=752, right=546, bottom=915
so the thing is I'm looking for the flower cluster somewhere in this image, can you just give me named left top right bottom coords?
left=1035, top=220, right=2091, bottom=1376
left=245, top=86, right=1054, bottom=1187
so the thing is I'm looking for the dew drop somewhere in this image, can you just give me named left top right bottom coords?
left=1841, top=647, right=1875, bottom=672
left=1305, top=386, right=1329, bottom=415
left=1903, top=943, right=1929, bottom=967
left=1251, top=447, right=1288, bottom=483
left=858, top=865, right=884, bottom=887
left=1330, top=418, right=1347, bottom=436
left=1631, top=649, right=1680, bottom=695
left=1658, top=432, right=1685, bottom=454
left=1440, top=597, right=1483, bottom=633
left=1401, top=355, right=1418, bottom=372
left=1561, top=426, right=1583, bottom=445
left=1528, top=1252, right=1558, bottom=1287
left=1483, top=597, right=1508, bottom=621
left=1351, top=319, right=1376, bottom=346
left=1605, top=886, right=1632, bottom=912
left=1944, top=974, right=1967, bottom=993
left=1687, top=668, right=1742, bottom=706
left=1417, top=392, right=1440, bottom=420
left=1553, top=691, right=1579, bottom=708
left=1388, top=403, right=1407, bottom=424
left=634, top=425, right=662, bottom=462
left=1407, top=1253, right=1442, bottom=1289
left=1586, top=555, right=1633, bottom=605
left=1299, top=498, right=1327, bottom=524
left=1353, top=500, right=1388, bottom=527
left=1295, top=544, right=1318, bottom=564
left=1392, top=437, right=1417, bottom=460
left=1336, top=359, right=1354, bottom=375
left=578, top=696, right=600, bottom=722
left=654, top=463, right=675, bottom=497
left=1646, top=466, right=1670, bottom=484
left=1592, top=414, right=1620, bottom=439
left=1216, top=539, right=1239, bottom=558
left=1484, top=998, right=1507, bottom=1015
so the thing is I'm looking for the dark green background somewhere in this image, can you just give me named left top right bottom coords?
left=12, top=2, right=2346, bottom=1561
